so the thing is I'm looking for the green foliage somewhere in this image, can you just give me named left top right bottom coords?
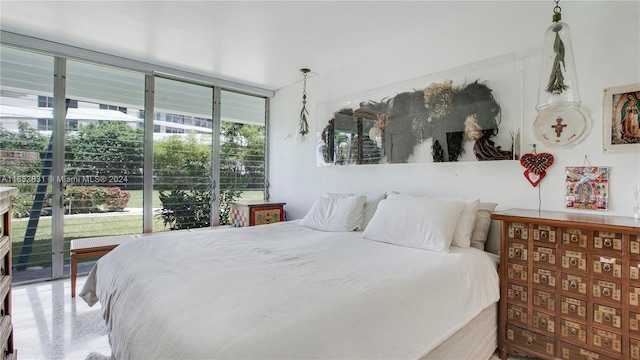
left=153, top=133, right=212, bottom=191
left=220, top=122, right=265, bottom=190
left=0, top=121, right=49, bottom=151
left=0, top=121, right=49, bottom=195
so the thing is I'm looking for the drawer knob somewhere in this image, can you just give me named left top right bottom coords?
left=570, top=257, right=578, bottom=266
left=541, top=297, right=547, bottom=304
left=540, top=231, right=548, bottom=239
left=514, top=311, right=520, bottom=319
left=540, top=319, right=547, bottom=327
left=526, top=337, right=534, bottom=346
left=514, top=291, right=520, bottom=299
left=603, top=238, right=613, bottom=247
left=569, top=304, right=577, bottom=313
left=515, top=228, right=521, bottom=235
left=602, top=263, right=612, bottom=272
left=603, top=338, right=611, bottom=346
left=604, top=314, right=612, bottom=323
left=571, top=234, right=579, bottom=243
left=570, top=327, right=577, bottom=336
left=540, top=253, right=548, bottom=262
left=514, top=270, right=521, bottom=277
left=540, top=275, right=548, bottom=283
left=570, top=280, right=578, bottom=289
left=602, top=288, right=611, bottom=297
left=514, top=249, right=521, bottom=257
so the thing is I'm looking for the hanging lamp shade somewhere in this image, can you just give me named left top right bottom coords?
left=536, top=7, right=581, bottom=113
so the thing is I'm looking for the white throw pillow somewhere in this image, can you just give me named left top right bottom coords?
left=439, top=197, right=480, bottom=248
left=470, top=202, right=498, bottom=250
left=300, top=195, right=367, bottom=231
left=362, top=197, right=465, bottom=253
left=327, top=193, right=386, bottom=230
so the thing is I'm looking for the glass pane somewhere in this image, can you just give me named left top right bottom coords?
left=219, top=90, right=266, bottom=224
left=154, top=77, right=213, bottom=231
left=64, top=60, right=145, bottom=274
left=0, top=46, right=54, bottom=282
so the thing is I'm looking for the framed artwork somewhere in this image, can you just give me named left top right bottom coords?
left=603, top=83, right=640, bottom=153
left=564, top=166, right=609, bottom=211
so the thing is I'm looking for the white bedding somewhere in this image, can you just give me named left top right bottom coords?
left=81, top=220, right=499, bottom=359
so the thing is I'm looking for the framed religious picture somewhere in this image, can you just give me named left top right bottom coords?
left=603, top=83, right=640, bottom=153
left=564, top=166, right=609, bottom=211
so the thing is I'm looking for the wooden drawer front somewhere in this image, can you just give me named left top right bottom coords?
left=631, top=259, right=640, bottom=284
left=532, top=310, right=555, bottom=335
left=563, top=228, right=589, bottom=248
left=562, top=273, right=588, bottom=296
left=506, top=324, right=555, bottom=357
left=630, top=312, right=640, bottom=337
left=533, top=267, right=556, bottom=290
left=507, top=303, right=528, bottom=326
left=593, top=231, right=623, bottom=253
left=631, top=234, right=640, bottom=256
left=507, top=283, right=528, bottom=305
left=533, top=289, right=555, bottom=312
left=593, top=303, right=622, bottom=330
left=507, top=241, right=528, bottom=262
left=253, top=208, right=281, bottom=225
left=561, top=295, right=587, bottom=321
left=631, top=337, right=640, bottom=360
left=591, top=327, right=622, bottom=356
left=560, top=319, right=587, bottom=345
left=0, top=236, right=9, bottom=260
left=592, top=280, right=622, bottom=304
left=561, top=250, right=588, bottom=272
left=533, top=245, right=556, bottom=266
left=561, top=342, right=618, bottom=360
left=508, top=222, right=529, bottom=240
left=507, top=263, right=528, bottom=283
left=533, top=224, right=556, bottom=244
left=631, top=286, right=640, bottom=307
left=592, top=255, right=622, bottom=280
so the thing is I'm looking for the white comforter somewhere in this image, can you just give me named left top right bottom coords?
left=81, top=220, right=499, bottom=360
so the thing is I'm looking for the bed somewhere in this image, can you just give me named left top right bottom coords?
left=80, top=193, right=501, bottom=359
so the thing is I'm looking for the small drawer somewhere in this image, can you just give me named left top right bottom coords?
left=533, top=289, right=555, bottom=312
left=506, top=263, right=528, bottom=283
left=506, top=324, right=555, bottom=357
left=561, top=250, right=587, bottom=272
left=533, top=224, right=556, bottom=244
left=593, top=231, right=623, bottom=253
left=532, top=310, right=555, bottom=335
left=630, top=259, right=640, bottom=284
left=592, top=280, right=622, bottom=304
left=560, top=319, right=587, bottom=345
left=561, top=342, right=618, bottom=360
left=533, top=245, right=556, bottom=266
left=630, top=312, right=640, bottom=337
left=508, top=222, right=529, bottom=240
left=631, top=234, right=640, bottom=256
left=593, top=303, right=622, bottom=330
left=631, top=337, right=640, bottom=360
left=560, top=295, right=587, bottom=321
left=592, top=255, right=622, bottom=280
left=533, top=267, right=556, bottom=290
left=506, top=303, right=528, bottom=326
left=562, top=228, right=588, bottom=248
left=507, top=283, right=528, bottom=305
left=591, top=327, right=622, bottom=356
left=561, top=273, right=588, bottom=296
left=507, top=240, right=528, bottom=262
left=631, top=286, right=640, bottom=307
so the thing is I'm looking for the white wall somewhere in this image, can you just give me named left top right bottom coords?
left=269, top=1, right=640, bottom=220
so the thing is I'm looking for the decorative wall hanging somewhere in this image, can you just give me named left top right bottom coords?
left=602, top=83, right=640, bottom=153
left=316, top=53, right=520, bottom=166
left=533, top=0, right=591, bottom=149
left=564, top=166, right=609, bottom=211
left=520, top=148, right=554, bottom=187
left=296, top=68, right=311, bottom=143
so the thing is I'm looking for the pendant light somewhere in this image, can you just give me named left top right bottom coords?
left=296, top=68, right=311, bottom=142
left=536, top=0, right=581, bottom=113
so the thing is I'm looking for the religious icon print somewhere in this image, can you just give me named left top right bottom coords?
left=564, top=166, right=609, bottom=211
left=603, top=83, right=640, bottom=153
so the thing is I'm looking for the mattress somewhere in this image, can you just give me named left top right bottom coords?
left=81, top=220, right=499, bottom=359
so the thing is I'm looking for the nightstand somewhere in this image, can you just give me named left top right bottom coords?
left=229, top=200, right=285, bottom=227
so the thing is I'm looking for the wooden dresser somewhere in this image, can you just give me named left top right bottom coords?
left=229, top=200, right=285, bottom=227
left=0, top=187, right=17, bottom=360
left=492, top=208, right=640, bottom=360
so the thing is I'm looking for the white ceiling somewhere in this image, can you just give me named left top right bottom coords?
left=0, top=1, right=508, bottom=92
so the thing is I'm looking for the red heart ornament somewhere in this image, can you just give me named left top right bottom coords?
left=520, top=153, right=554, bottom=187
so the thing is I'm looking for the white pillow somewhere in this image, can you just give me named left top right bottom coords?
left=300, top=195, right=366, bottom=231
left=438, top=197, right=480, bottom=248
left=362, top=197, right=465, bottom=253
left=327, top=193, right=386, bottom=230
left=470, top=202, right=498, bottom=250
